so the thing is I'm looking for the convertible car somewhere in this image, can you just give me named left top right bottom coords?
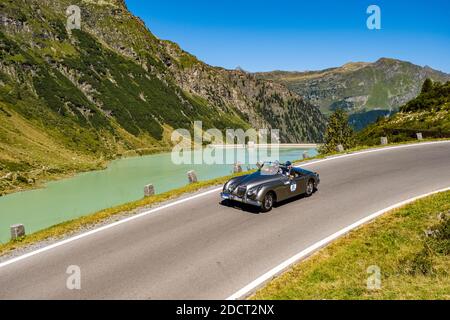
left=221, top=162, right=320, bottom=212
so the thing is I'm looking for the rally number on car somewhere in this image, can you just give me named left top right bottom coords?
left=290, top=183, right=297, bottom=192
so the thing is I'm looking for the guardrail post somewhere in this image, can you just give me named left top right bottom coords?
left=187, top=170, right=198, bottom=184
left=416, top=132, right=423, bottom=140
left=336, top=144, right=344, bottom=153
left=381, top=137, right=388, bottom=145
left=10, top=224, right=25, bottom=240
left=144, top=184, right=155, bottom=197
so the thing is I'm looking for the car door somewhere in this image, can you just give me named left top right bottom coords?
left=293, top=170, right=308, bottom=195
left=280, top=172, right=302, bottom=200
left=285, top=170, right=308, bottom=198
left=275, top=174, right=293, bottom=201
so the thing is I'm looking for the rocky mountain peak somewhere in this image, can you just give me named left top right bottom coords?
left=257, top=58, right=450, bottom=117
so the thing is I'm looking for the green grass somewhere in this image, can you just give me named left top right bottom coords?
left=0, top=101, right=113, bottom=196
left=178, top=52, right=199, bottom=70
left=0, top=170, right=253, bottom=256
left=366, top=81, right=389, bottom=109
left=252, top=191, right=450, bottom=300
left=357, top=80, right=450, bottom=146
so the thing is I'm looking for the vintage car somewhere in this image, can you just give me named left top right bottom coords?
left=221, top=161, right=320, bottom=212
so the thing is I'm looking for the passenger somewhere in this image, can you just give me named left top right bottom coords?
left=285, top=161, right=293, bottom=176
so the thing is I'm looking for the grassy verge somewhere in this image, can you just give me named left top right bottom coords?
left=251, top=191, right=450, bottom=300
left=0, top=170, right=251, bottom=257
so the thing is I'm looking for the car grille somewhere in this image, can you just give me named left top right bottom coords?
left=236, top=186, right=247, bottom=198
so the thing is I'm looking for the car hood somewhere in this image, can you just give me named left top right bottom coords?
left=231, top=172, right=282, bottom=189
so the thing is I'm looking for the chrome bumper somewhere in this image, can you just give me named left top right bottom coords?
left=221, top=192, right=261, bottom=207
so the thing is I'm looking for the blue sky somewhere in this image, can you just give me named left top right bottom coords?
left=125, top=0, right=450, bottom=73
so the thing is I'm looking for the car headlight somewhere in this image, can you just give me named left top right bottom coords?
left=224, top=181, right=234, bottom=192
left=247, top=186, right=260, bottom=197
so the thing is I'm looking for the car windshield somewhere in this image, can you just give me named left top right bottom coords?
left=260, top=162, right=280, bottom=176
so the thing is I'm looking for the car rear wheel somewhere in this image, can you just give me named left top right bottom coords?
left=305, top=180, right=314, bottom=197
left=261, top=192, right=275, bottom=212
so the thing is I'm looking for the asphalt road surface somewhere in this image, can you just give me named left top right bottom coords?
left=0, top=142, right=449, bottom=299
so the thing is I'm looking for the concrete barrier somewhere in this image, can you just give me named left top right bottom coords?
left=381, top=137, right=388, bottom=145
left=336, top=144, right=344, bottom=153
left=10, top=224, right=25, bottom=240
left=416, top=132, right=423, bottom=140
left=144, top=184, right=155, bottom=197
left=187, top=170, right=198, bottom=184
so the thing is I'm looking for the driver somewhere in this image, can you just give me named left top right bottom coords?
left=285, top=161, right=294, bottom=177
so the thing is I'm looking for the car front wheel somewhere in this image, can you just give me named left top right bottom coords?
left=261, top=192, right=275, bottom=212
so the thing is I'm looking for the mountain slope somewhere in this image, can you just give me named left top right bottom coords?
left=0, top=0, right=326, bottom=194
left=256, top=58, right=450, bottom=116
left=357, top=80, right=450, bottom=145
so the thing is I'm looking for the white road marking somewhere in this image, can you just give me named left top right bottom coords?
left=226, top=186, right=450, bottom=300
left=0, top=140, right=449, bottom=270
left=299, top=140, right=450, bottom=167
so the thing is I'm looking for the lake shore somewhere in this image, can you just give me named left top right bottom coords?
left=0, top=146, right=173, bottom=197
left=0, top=144, right=317, bottom=197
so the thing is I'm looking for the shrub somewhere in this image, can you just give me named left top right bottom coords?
left=319, top=109, right=355, bottom=154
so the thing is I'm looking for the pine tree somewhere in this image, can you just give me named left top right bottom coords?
left=421, top=78, right=433, bottom=94
left=319, top=109, right=355, bottom=154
